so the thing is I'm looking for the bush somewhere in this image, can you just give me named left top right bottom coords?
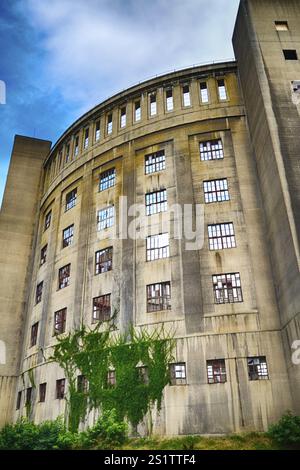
left=83, top=409, right=128, bottom=449
left=268, top=412, right=300, bottom=445
left=0, top=417, right=75, bottom=450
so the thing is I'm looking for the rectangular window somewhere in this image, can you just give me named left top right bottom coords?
left=200, top=82, right=209, bottom=103
left=58, top=264, right=71, bottom=289
left=99, top=168, right=116, bottom=191
left=135, top=100, right=141, bottom=121
left=146, top=233, right=169, bottom=261
left=170, top=363, right=186, bottom=385
left=77, top=375, right=88, bottom=393
left=30, top=322, right=39, bottom=347
left=97, top=206, right=115, bottom=231
left=26, top=387, right=32, bottom=405
left=107, top=114, right=113, bottom=134
left=203, top=178, right=230, bottom=203
left=95, top=247, right=113, bottom=274
left=84, top=128, right=89, bottom=149
left=292, top=80, right=300, bottom=94
left=183, top=84, right=191, bottom=106
left=212, top=272, right=243, bottom=304
left=149, top=93, right=157, bottom=116
left=107, top=370, right=116, bottom=386
left=92, top=294, right=111, bottom=323
left=56, top=379, right=65, bottom=399
left=35, top=281, right=43, bottom=304
left=95, top=120, right=101, bottom=141
left=145, top=189, right=167, bottom=216
left=16, top=391, right=22, bottom=410
left=120, top=107, right=126, bottom=128
left=137, top=366, right=149, bottom=384
left=207, top=359, right=227, bottom=384
left=65, top=188, right=77, bottom=211
left=44, top=210, right=52, bottom=231
left=248, top=356, right=269, bottom=380
left=54, top=308, right=67, bottom=335
left=166, top=88, right=174, bottom=111
left=208, top=223, right=236, bottom=250
left=74, top=135, right=79, bottom=157
left=283, top=49, right=298, bottom=60
left=40, top=244, right=47, bottom=266
left=145, top=150, right=165, bottom=174
left=39, top=383, right=47, bottom=402
left=65, top=143, right=70, bottom=163
left=62, top=224, right=74, bottom=248
left=217, top=79, right=227, bottom=100
left=146, top=281, right=171, bottom=312
left=275, top=21, right=288, bottom=31
left=200, top=139, right=224, bottom=161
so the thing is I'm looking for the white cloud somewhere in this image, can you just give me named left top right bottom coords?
left=25, top=0, right=239, bottom=112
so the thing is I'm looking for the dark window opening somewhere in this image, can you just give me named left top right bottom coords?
left=207, top=359, right=227, bottom=384
left=39, top=383, right=47, bottom=402
left=95, top=247, right=113, bottom=274
left=283, top=49, right=298, bottom=60
left=30, top=322, right=39, bottom=347
left=54, top=308, right=67, bottom=335
left=248, top=356, right=269, bottom=380
left=56, top=379, right=65, bottom=399
left=92, top=294, right=111, bottom=323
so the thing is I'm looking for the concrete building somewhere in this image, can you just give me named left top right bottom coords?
left=0, top=0, right=299, bottom=434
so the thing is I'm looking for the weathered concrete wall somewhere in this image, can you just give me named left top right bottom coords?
left=0, top=136, right=51, bottom=426
left=233, top=0, right=300, bottom=413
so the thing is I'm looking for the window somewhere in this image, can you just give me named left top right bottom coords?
left=65, top=188, right=77, bottom=211
left=135, top=100, right=141, bottom=121
left=292, top=80, right=300, bottom=93
left=99, top=168, right=116, bottom=191
left=95, top=120, right=100, bottom=141
left=40, top=244, right=47, bottom=266
left=30, top=322, right=39, bottom=347
left=92, top=294, right=111, bottom=323
left=146, top=233, right=169, bottom=261
left=107, top=370, right=116, bottom=386
left=145, top=150, right=165, bottom=174
left=39, top=383, right=47, bottom=402
left=16, top=391, right=22, bottom=410
left=212, top=272, right=243, bottom=304
left=170, top=363, right=186, bottom=385
left=217, top=79, right=227, bottom=100
left=145, top=189, right=167, bottom=216
left=183, top=84, right=191, bottom=106
left=107, top=114, right=113, bottom=134
left=149, top=93, right=157, bottom=116
left=26, top=387, right=32, bottom=405
left=74, top=135, right=79, bottom=157
left=208, top=223, right=236, bottom=250
left=283, top=49, right=298, bottom=60
left=95, top=247, right=113, bottom=274
left=200, top=139, right=224, bottom=161
left=84, top=128, right=89, bottom=149
left=203, top=179, right=230, bottom=203
left=35, top=281, right=43, bottom=304
left=166, top=88, right=173, bottom=111
left=137, top=366, right=149, bottom=384
left=207, top=359, right=227, bottom=384
left=200, top=82, right=209, bottom=103
left=58, top=264, right=71, bottom=289
left=65, top=143, right=70, bottom=163
left=120, top=107, right=126, bottom=128
left=44, top=210, right=52, bottom=231
left=54, top=308, right=67, bottom=335
left=56, top=379, right=65, bottom=399
left=62, top=224, right=74, bottom=248
left=248, top=356, right=269, bottom=380
left=275, top=21, right=288, bottom=31
left=77, top=375, right=88, bottom=393
left=146, top=281, right=171, bottom=312
left=97, top=206, right=115, bottom=230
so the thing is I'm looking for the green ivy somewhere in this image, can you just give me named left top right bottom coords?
left=50, top=320, right=175, bottom=433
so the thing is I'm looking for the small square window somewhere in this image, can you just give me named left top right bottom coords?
left=283, top=49, right=298, bottom=60
left=207, top=359, right=227, bottom=384
left=62, top=224, right=74, bottom=248
left=99, top=168, right=116, bottom=191
left=169, top=363, right=186, bottom=385
left=247, top=356, right=269, bottom=380
left=97, top=206, right=115, bottom=230
left=275, top=21, right=288, bottom=31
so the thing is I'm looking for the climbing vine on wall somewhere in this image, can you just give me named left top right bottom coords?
left=50, top=318, right=175, bottom=433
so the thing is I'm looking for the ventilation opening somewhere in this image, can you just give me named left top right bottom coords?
left=283, top=49, right=298, bottom=60
left=275, top=21, right=288, bottom=31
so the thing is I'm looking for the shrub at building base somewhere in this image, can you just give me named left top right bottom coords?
left=268, top=411, right=300, bottom=446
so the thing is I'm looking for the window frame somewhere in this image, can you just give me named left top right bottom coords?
left=58, top=264, right=71, bottom=290
left=207, top=359, right=227, bottom=384
left=39, top=383, right=47, bottom=402
left=146, top=233, right=169, bottom=261
left=62, top=224, right=74, bottom=248
left=56, top=379, right=65, bottom=399
left=203, top=178, right=230, bottom=204
left=182, top=84, right=191, bottom=107
left=200, top=139, right=224, bottom=161
left=217, top=78, right=228, bottom=101
left=44, top=210, right=52, bottom=231
left=30, top=322, right=39, bottom=347
left=97, top=206, right=115, bottom=231
left=92, top=294, right=111, bottom=323
left=54, top=308, right=67, bottom=335
left=146, top=281, right=171, bottom=312
left=208, top=222, right=236, bottom=250
left=200, top=81, right=209, bottom=103
left=145, top=189, right=168, bottom=216
left=247, top=356, right=269, bottom=381
left=99, top=168, right=116, bottom=192
left=95, top=246, right=113, bottom=274
left=145, top=151, right=166, bottom=175
left=65, top=188, right=77, bottom=211
left=212, top=272, right=243, bottom=304
left=35, top=281, right=43, bottom=304
left=169, top=363, right=187, bottom=385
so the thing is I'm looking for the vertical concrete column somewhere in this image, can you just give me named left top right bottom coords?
left=0, top=136, right=51, bottom=426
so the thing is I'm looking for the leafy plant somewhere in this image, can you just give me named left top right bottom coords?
left=82, top=409, right=128, bottom=449
left=268, top=411, right=300, bottom=445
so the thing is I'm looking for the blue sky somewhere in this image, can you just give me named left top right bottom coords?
left=0, top=0, right=240, bottom=206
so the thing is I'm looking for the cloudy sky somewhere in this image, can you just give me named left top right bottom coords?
left=0, top=0, right=240, bottom=205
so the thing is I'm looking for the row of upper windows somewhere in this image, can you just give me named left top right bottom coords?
left=45, top=79, right=230, bottom=184
left=16, top=355, right=269, bottom=409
